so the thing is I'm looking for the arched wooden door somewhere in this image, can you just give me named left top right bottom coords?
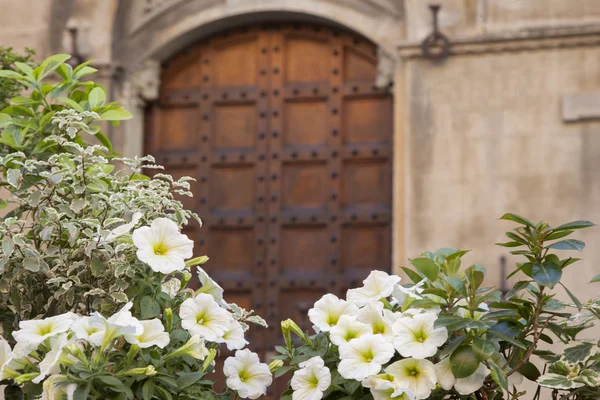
left=146, top=22, right=393, bottom=359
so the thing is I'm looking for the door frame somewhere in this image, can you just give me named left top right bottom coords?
left=116, top=12, right=405, bottom=276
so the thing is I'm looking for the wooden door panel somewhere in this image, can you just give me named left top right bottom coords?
left=342, top=160, right=391, bottom=207
left=156, top=107, right=199, bottom=150
left=210, top=166, right=256, bottom=212
left=344, top=47, right=377, bottom=81
left=214, top=38, right=259, bottom=86
left=147, top=24, right=393, bottom=397
left=280, top=227, right=329, bottom=274
left=284, top=36, right=330, bottom=83
left=213, top=103, right=257, bottom=148
left=281, top=162, right=328, bottom=210
left=343, top=97, right=393, bottom=144
left=208, top=228, right=255, bottom=276
left=283, top=100, right=329, bottom=146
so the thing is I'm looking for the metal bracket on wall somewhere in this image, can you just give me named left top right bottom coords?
left=421, top=4, right=451, bottom=60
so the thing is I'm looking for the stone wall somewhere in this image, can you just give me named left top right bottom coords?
left=402, top=46, right=600, bottom=292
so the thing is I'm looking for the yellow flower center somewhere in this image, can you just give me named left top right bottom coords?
left=326, top=313, right=340, bottom=326
left=239, top=367, right=251, bottom=382
left=361, top=348, right=375, bottom=363
left=153, top=242, right=169, bottom=255
left=306, top=372, right=319, bottom=388
left=37, top=322, right=54, bottom=336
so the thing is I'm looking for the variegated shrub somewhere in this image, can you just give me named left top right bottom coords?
left=0, top=55, right=271, bottom=399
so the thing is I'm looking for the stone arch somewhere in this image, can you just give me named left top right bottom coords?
left=113, top=0, right=404, bottom=68
left=112, top=0, right=403, bottom=157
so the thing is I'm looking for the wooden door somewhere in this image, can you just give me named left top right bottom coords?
left=146, top=23, right=393, bottom=392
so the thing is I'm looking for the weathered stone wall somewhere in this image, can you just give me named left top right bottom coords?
left=402, top=46, right=600, bottom=291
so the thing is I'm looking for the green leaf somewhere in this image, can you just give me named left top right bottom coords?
left=545, top=230, right=574, bottom=241
left=559, top=282, right=582, bottom=311
left=0, top=70, right=24, bottom=79
left=500, top=213, right=535, bottom=228
left=552, top=220, right=595, bottom=232
left=495, top=241, right=523, bottom=248
left=73, top=66, right=98, bottom=80
left=547, top=239, right=585, bottom=252
left=140, top=296, right=161, bottom=319
left=96, top=376, right=123, bottom=387
left=465, top=264, right=486, bottom=290
left=73, top=384, right=91, bottom=400
left=450, top=346, right=479, bottom=378
left=7, top=168, right=21, bottom=188
left=95, top=131, right=113, bottom=152
left=14, top=62, right=34, bottom=77
left=91, top=257, right=104, bottom=277
left=400, top=266, right=425, bottom=284
left=439, top=335, right=467, bottom=360
left=89, top=87, right=106, bottom=108
left=472, top=338, right=496, bottom=362
left=505, top=281, right=530, bottom=300
left=39, top=54, right=71, bottom=79
left=444, top=276, right=467, bottom=296
left=531, top=261, right=562, bottom=289
left=100, top=107, right=133, bottom=121
left=409, top=257, right=439, bottom=281
left=591, top=274, right=600, bottom=283
left=58, top=97, right=84, bottom=112
left=275, top=366, right=295, bottom=377
left=563, top=342, right=597, bottom=363
left=176, top=372, right=205, bottom=389
left=518, top=361, right=541, bottom=381
left=487, top=330, right=528, bottom=350
left=538, top=373, right=580, bottom=389
left=142, top=379, right=155, bottom=400
left=488, top=359, right=508, bottom=391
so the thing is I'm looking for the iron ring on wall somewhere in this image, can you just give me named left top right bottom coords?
left=421, top=31, right=450, bottom=60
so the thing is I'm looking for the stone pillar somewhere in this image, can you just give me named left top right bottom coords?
left=116, top=60, right=161, bottom=158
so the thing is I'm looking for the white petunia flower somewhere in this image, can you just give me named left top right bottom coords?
left=385, top=358, right=437, bottom=400
left=338, top=334, right=395, bottom=381
left=217, top=319, right=248, bottom=351
left=33, top=334, right=75, bottom=384
left=70, top=316, right=102, bottom=341
left=125, top=319, right=170, bottom=349
left=391, top=280, right=425, bottom=310
left=308, top=294, right=359, bottom=333
left=224, top=349, right=273, bottom=399
left=132, top=217, right=194, bottom=274
left=329, top=315, right=372, bottom=346
left=180, top=293, right=232, bottom=341
left=0, top=348, right=27, bottom=381
left=357, top=301, right=394, bottom=340
left=291, top=356, right=331, bottom=400
left=0, top=338, right=12, bottom=380
left=347, top=271, right=401, bottom=306
left=168, top=334, right=209, bottom=360
left=161, top=278, right=182, bottom=298
left=42, top=375, right=77, bottom=400
left=435, top=357, right=490, bottom=395
left=88, top=302, right=143, bottom=348
left=12, top=312, right=77, bottom=356
left=105, top=212, right=143, bottom=242
left=362, top=374, right=416, bottom=400
left=196, top=267, right=228, bottom=307
left=392, top=312, right=448, bottom=359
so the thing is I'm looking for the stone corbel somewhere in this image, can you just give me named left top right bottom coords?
left=120, top=59, right=161, bottom=159
left=375, top=48, right=396, bottom=92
